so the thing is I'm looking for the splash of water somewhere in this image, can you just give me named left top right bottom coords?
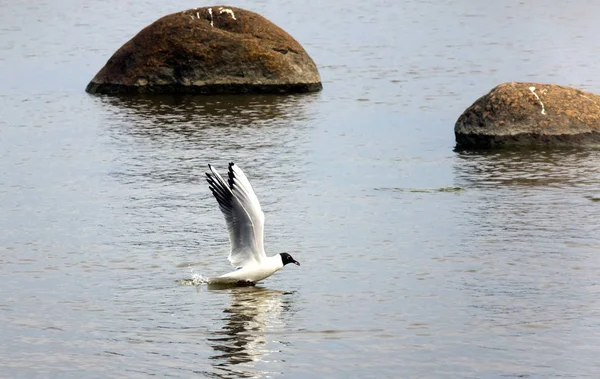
left=180, top=265, right=210, bottom=286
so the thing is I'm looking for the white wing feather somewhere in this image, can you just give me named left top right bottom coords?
left=206, top=163, right=266, bottom=267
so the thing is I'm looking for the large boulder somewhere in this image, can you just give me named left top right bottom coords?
left=86, top=6, right=322, bottom=94
left=455, top=82, right=600, bottom=149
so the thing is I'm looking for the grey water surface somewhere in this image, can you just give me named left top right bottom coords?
left=2, top=0, right=600, bottom=377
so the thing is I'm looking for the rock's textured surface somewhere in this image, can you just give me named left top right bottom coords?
left=86, top=6, right=322, bottom=94
left=455, top=82, right=600, bottom=149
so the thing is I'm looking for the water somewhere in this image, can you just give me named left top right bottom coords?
left=2, top=0, right=600, bottom=377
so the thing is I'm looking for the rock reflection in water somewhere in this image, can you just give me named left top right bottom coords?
left=207, top=286, right=294, bottom=378
left=454, top=149, right=600, bottom=189
left=452, top=148, right=600, bottom=252
left=97, top=93, right=318, bottom=131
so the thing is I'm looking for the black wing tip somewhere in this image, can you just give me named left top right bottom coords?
left=227, top=162, right=236, bottom=189
left=208, top=163, right=235, bottom=171
left=206, top=169, right=233, bottom=209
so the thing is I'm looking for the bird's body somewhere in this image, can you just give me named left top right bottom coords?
left=208, top=255, right=284, bottom=285
left=205, top=163, right=299, bottom=286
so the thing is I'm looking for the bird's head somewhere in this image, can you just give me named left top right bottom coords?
left=279, top=252, right=300, bottom=266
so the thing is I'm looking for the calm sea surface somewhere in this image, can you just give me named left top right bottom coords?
left=2, top=0, right=600, bottom=377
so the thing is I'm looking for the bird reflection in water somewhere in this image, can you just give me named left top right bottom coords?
left=207, top=286, right=294, bottom=378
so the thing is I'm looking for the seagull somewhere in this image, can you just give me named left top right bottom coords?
left=205, top=163, right=300, bottom=286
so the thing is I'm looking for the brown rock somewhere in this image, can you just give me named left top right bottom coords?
left=455, top=82, right=600, bottom=149
left=86, top=6, right=322, bottom=94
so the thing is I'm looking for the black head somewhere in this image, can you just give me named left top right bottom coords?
left=280, top=252, right=300, bottom=266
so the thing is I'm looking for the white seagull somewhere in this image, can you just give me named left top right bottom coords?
left=205, top=163, right=300, bottom=286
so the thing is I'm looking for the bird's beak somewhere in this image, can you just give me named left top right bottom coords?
left=294, top=260, right=300, bottom=266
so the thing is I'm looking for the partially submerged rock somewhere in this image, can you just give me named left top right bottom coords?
left=86, top=6, right=322, bottom=95
left=455, top=82, right=600, bottom=149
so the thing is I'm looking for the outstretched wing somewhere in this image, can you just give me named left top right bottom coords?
left=206, top=163, right=266, bottom=267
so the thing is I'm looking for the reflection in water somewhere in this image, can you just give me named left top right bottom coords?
left=97, top=93, right=316, bottom=186
left=452, top=148, right=600, bottom=254
left=207, top=287, right=293, bottom=379
left=97, top=93, right=318, bottom=134
left=454, top=149, right=600, bottom=188
left=452, top=149, right=600, bottom=251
